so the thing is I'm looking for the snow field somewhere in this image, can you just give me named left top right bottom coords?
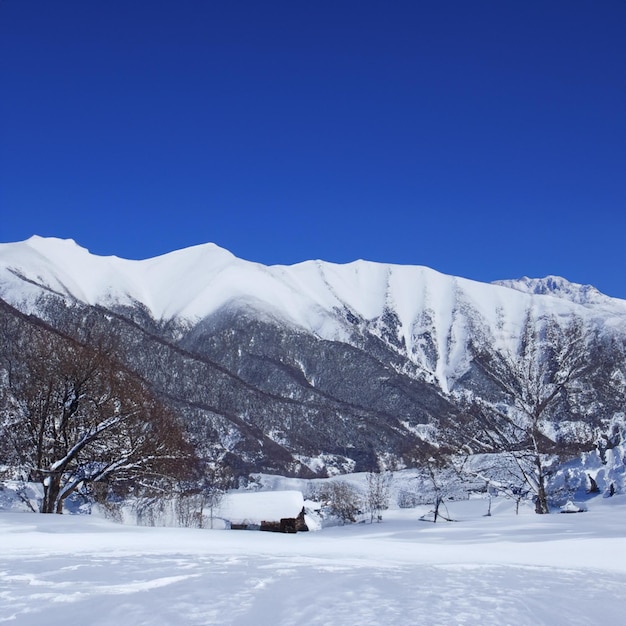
left=1, top=495, right=625, bottom=625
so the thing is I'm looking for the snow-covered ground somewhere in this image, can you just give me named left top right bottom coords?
left=1, top=495, right=625, bottom=625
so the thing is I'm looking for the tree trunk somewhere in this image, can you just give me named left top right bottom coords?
left=433, top=494, right=441, bottom=523
left=41, top=474, right=62, bottom=514
left=533, top=439, right=550, bottom=514
left=534, top=474, right=549, bottom=514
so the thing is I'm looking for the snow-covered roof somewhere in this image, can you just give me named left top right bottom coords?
left=220, top=490, right=304, bottom=525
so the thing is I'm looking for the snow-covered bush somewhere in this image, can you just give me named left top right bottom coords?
left=310, top=480, right=363, bottom=525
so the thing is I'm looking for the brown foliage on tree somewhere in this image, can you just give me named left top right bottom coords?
left=0, top=309, right=194, bottom=513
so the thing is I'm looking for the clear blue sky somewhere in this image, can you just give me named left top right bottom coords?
left=1, top=1, right=625, bottom=297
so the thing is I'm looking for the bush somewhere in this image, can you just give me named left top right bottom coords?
left=313, top=480, right=362, bottom=524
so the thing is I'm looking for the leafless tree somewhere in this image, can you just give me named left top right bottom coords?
left=452, top=452, right=530, bottom=514
left=175, top=456, right=233, bottom=529
left=419, top=456, right=455, bottom=522
left=200, top=460, right=233, bottom=528
left=0, top=322, right=193, bottom=514
left=365, top=470, right=392, bottom=523
left=466, top=313, right=605, bottom=514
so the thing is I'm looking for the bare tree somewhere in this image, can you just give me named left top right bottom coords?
left=200, top=461, right=233, bottom=529
left=452, top=452, right=530, bottom=515
left=1, top=323, right=193, bottom=514
left=420, top=456, right=455, bottom=522
left=365, top=470, right=392, bottom=523
left=467, top=314, right=604, bottom=514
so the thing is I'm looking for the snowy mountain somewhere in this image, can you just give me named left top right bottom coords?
left=492, top=275, right=624, bottom=308
left=1, top=236, right=625, bottom=477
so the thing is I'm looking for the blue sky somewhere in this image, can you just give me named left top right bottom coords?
left=1, top=1, right=625, bottom=297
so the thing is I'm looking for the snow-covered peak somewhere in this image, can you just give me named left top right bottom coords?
left=2, top=236, right=624, bottom=331
left=26, top=234, right=82, bottom=251
left=0, top=236, right=244, bottom=319
left=492, top=276, right=614, bottom=307
left=23, top=234, right=236, bottom=265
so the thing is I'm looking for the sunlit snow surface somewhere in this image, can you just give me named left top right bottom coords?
left=1, top=496, right=625, bottom=625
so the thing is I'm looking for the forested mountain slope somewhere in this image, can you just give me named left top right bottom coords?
left=1, top=236, right=624, bottom=479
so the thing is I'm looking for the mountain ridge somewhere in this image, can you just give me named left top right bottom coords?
left=2, top=236, right=624, bottom=392
left=4, top=236, right=624, bottom=316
